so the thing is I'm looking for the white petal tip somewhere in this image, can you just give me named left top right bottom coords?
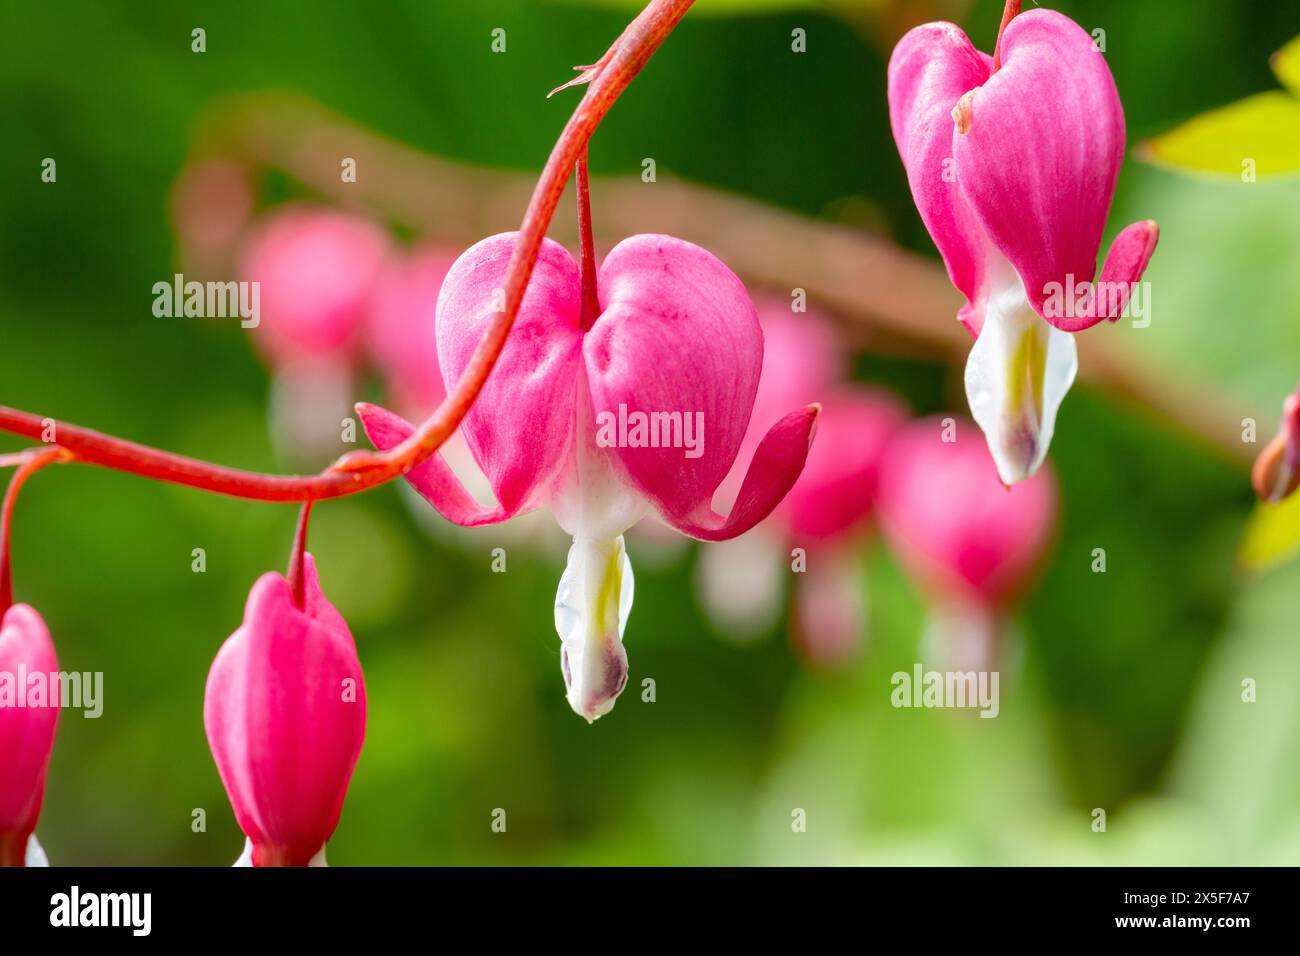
left=556, top=536, right=634, bottom=724
left=25, top=834, right=50, bottom=867
left=965, top=287, right=1077, bottom=487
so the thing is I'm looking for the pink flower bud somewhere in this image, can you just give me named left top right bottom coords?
left=1252, top=384, right=1300, bottom=503
left=204, top=555, right=366, bottom=866
left=0, top=604, right=59, bottom=867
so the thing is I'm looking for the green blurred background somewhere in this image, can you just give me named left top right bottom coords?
left=3, top=0, right=1300, bottom=865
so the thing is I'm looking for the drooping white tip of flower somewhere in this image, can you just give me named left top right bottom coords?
left=232, top=837, right=328, bottom=867
left=26, top=834, right=49, bottom=867
left=695, top=530, right=785, bottom=638
left=965, top=289, right=1077, bottom=486
left=554, top=535, right=634, bottom=723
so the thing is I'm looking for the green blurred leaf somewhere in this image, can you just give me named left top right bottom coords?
left=1239, top=493, right=1300, bottom=571
left=1140, top=91, right=1300, bottom=178
left=1170, top=560, right=1300, bottom=861
left=1108, top=167, right=1300, bottom=415
left=1141, top=35, right=1300, bottom=179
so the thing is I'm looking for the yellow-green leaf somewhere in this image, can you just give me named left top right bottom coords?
left=1140, top=91, right=1300, bottom=178
left=1239, top=490, right=1300, bottom=571
left=1271, top=35, right=1300, bottom=96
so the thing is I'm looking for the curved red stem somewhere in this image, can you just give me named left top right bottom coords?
left=286, top=500, right=314, bottom=610
left=577, top=150, right=601, bottom=331
left=1, top=447, right=69, bottom=614
left=991, top=0, right=1022, bottom=72
left=0, top=0, right=695, bottom=504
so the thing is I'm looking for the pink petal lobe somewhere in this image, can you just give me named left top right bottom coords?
left=953, top=9, right=1126, bottom=329
left=0, top=605, right=59, bottom=857
left=204, top=555, right=366, bottom=867
left=1095, top=220, right=1160, bottom=324
left=583, top=234, right=764, bottom=527
left=888, top=23, right=993, bottom=315
left=714, top=298, right=842, bottom=514
left=357, top=402, right=517, bottom=526
left=436, top=233, right=583, bottom=516
left=667, top=405, right=820, bottom=542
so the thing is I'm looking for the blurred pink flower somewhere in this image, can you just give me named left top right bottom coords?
left=204, top=555, right=366, bottom=867
left=0, top=604, right=59, bottom=867
left=360, top=233, right=817, bottom=721
left=888, top=8, right=1157, bottom=485
left=877, top=415, right=1056, bottom=670
left=364, top=246, right=455, bottom=420
left=240, top=205, right=390, bottom=365
left=239, top=205, right=391, bottom=461
left=699, top=299, right=905, bottom=665
left=779, top=388, right=907, bottom=543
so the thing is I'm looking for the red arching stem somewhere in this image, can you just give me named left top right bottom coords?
left=0, top=407, right=370, bottom=501
left=286, top=500, right=314, bottom=610
left=0, top=0, right=695, bottom=503
left=0, top=447, right=69, bottom=615
left=991, top=0, right=1022, bottom=73
left=576, top=150, right=601, bottom=330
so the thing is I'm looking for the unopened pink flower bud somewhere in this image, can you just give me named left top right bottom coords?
left=204, top=555, right=366, bottom=867
left=0, top=604, right=59, bottom=867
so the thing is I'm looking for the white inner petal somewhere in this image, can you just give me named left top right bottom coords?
left=964, top=276, right=1077, bottom=485
left=547, top=367, right=647, bottom=540
left=554, top=535, right=634, bottom=722
left=26, top=833, right=50, bottom=867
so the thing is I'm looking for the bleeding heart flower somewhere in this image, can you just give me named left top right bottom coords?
left=360, top=233, right=818, bottom=721
left=204, top=554, right=366, bottom=867
left=239, top=205, right=391, bottom=460
left=0, top=604, right=59, bottom=867
left=888, top=6, right=1158, bottom=485
left=698, top=298, right=905, bottom=665
left=877, top=416, right=1056, bottom=670
left=1252, top=383, right=1300, bottom=503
